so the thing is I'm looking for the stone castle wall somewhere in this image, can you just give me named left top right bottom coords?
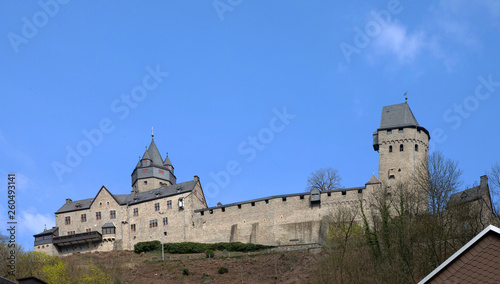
left=188, top=184, right=377, bottom=246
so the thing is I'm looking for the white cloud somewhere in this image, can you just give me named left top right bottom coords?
left=19, top=209, right=55, bottom=235
left=372, top=21, right=425, bottom=63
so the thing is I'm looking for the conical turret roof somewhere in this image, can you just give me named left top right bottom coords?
left=147, top=138, right=164, bottom=166
left=163, top=153, right=172, bottom=166
left=141, top=149, right=151, bottom=161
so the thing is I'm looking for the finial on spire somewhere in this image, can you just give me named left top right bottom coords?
left=151, top=127, right=154, bottom=138
left=166, top=152, right=169, bottom=157
left=404, top=91, right=408, bottom=103
left=372, top=169, right=375, bottom=175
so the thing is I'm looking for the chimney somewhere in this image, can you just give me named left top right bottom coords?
left=480, top=175, right=488, bottom=188
left=66, top=198, right=72, bottom=204
left=194, top=175, right=199, bottom=181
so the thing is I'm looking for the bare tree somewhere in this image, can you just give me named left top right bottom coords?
left=487, top=162, right=500, bottom=214
left=306, top=168, right=342, bottom=191
left=415, top=151, right=463, bottom=214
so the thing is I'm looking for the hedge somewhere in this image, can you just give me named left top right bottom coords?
left=134, top=240, right=161, bottom=253
left=134, top=241, right=273, bottom=254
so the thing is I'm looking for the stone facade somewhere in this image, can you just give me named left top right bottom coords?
left=33, top=102, right=448, bottom=256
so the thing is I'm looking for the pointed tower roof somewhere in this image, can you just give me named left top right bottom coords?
left=163, top=153, right=172, bottom=166
left=379, top=102, right=419, bottom=129
left=147, top=138, right=164, bottom=166
left=141, top=149, right=151, bottom=161
left=366, top=174, right=380, bottom=185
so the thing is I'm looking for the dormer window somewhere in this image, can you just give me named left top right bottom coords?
left=387, top=130, right=392, bottom=134
left=398, top=128, right=404, bottom=133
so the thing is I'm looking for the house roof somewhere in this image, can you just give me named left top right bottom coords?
left=419, top=225, right=500, bottom=284
left=56, top=179, right=198, bottom=214
left=33, top=227, right=58, bottom=237
left=447, top=175, right=491, bottom=208
left=379, top=102, right=419, bottom=129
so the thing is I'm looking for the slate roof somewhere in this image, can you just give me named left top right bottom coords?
left=163, top=153, right=172, bottom=166
left=33, top=226, right=59, bottom=237
left=448, top=186, right=485, bottom=206
left=102, top=222, right=115, bottom=228
left=147, top=138, right=164, bottom=165
left=448, top=175, right=491, bottom=208
left=366, top=174, right=380, bottom=185
left=56, top=179, right=198, bottom=214
left=379, top=103, right=419, bottom=129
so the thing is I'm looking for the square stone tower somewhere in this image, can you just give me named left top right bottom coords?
left=372, top=102, right=430, bottom=188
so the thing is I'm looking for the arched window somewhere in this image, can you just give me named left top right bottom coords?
left=415, top=144, right=418, bottom=151
left=389, top=145, right=393, bottom=153
left=400, top=144, right=404, bottom=151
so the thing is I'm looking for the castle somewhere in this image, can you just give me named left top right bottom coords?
left=33, top=102, right=491, bottom=256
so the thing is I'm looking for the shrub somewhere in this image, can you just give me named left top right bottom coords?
left=161, top=242, right=273, bottom=254
left=182, top=268, right=190, bottom=276
left=205, top=250, right=214, bottom=258
left=134, top=241, right=161, bottom=254
left=218, top=266, right=229, bottom=274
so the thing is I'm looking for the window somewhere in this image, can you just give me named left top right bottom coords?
left=110, top=210, right=116, bottom=219
left=358, top=189, right=363, bottom=194
left=133, top=208, right=138, bottom=216
left=282, top=197, right=287, bottom=201
left=149, top=219, right=158, bottom=228
left=103, top=227, right=115, bottom=234
left=415, top=144, right=419, bottom=151
left=131, top=224, right=136, bottom=232
left=144, top=181, right=148, bottom=185
left=163, top=217, right=168, bottom=226
left=96, top=212, right=101, bottom=220
left=65, top=216, right=71, bottom=225
left=68, top=231, right=75, bottom=235
left=238, top=204, right=242, bottom=209
left=251, top=202, right=256, bottom=206
left=342, top=191, right=346, bottom=196
left=387, top=130, right=392, bottom=134
left=299, top=195, right=304, bottom=200
left=389, top=145, right=393, bottom=153
left=400, top=144, right=404, bottom=151
left=81, top=214, right=86, bottom=222
left=399, top=128, right=404, bottom=133
left=417, top=129, right=421, bottom=133
left=155, top=203, right=160, bottom=211
left=265, top=199, right=269, bottom=204
left=107, top=201, right=109, bottom=205
left=167, top=200, right=172, bottom=209
left=86, top=228, right=91, bottom=233
left=99, top=202, right=102, bottom=207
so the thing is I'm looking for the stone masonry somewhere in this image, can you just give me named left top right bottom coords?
left=34, top=102, right=440, bottom=256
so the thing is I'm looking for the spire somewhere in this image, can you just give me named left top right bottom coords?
left=135, top=156, right=141, bottom=168
left=142, top=149, right=151, bottom=161
left=163, top=152, right=172, bottom=166
left=147, top=138, right=163, bottom=165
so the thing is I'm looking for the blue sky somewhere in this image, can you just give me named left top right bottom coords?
left=1, top=1, right=500, bottom=250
